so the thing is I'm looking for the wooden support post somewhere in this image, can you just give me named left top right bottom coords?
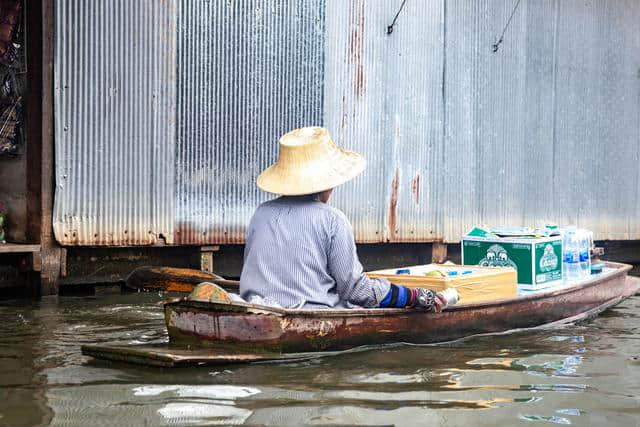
left=200, top=246, right=220, bottom=274
left=26, top=0, right=61, bottom=295
left=32, top=251, right=42, bottom=272
left=26, top=1, right=42, bottom=245
left=431, top=242, right=448, bottom=264
left=201, top=252, right=214, bottom=274
left=59, top=248, right=67, bottom=278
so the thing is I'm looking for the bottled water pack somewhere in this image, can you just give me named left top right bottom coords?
left=563, top=228, right=591, bottom=282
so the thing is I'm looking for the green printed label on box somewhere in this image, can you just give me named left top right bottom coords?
left=534, top=240, right=563, bottom=284
left=462, top=236, right=563, bottom=286
left=462, top=240, right=533, bottom=284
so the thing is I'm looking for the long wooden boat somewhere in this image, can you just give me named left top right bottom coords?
left=163, top=262, right=639, bottom=354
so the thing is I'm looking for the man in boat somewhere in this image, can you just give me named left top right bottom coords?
left=240, top=127, right=447, bottom=311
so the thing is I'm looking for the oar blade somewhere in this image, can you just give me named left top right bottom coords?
left=126, top=266, right=222, bottom=293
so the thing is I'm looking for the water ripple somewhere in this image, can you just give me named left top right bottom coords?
left=0, top=292, right=638, bottom=426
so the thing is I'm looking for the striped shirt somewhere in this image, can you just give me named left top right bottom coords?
left=240, top=196, right=391, bottom=309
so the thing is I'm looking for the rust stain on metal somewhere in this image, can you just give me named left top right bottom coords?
left=349, top=0, right=365, bottom=98
left=388, top=168, right=399, bottom=241
left=411, top=174, right=420, bottom=204
left=174, top=222, right=244, bottom=245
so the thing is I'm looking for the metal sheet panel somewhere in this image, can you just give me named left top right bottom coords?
left=551, top=0, right=640, bottom=240
left=324, top=0, right=444, bottom=242
left=441, top=0, right=640, bottom=241
left=442, top=0, right=551, bottom=241
left=53, top=0, right=640, bottom=246
left=53, top=0, right=177, bottom=245
left=174, top=0, right=325, bottom=244
left=53, top=0, right=324, bottom=246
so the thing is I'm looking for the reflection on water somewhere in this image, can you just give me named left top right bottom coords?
left=131, top=385, right=260, bottom=425
left=0, top=293, right=639, bottom=426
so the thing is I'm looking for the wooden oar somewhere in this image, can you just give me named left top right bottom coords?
left=126, top=266, right=240, bottom=293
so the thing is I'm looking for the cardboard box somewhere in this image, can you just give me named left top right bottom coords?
left=367, top=264, right=517, bottom=304
left=461, top=235, right=563, bottom=290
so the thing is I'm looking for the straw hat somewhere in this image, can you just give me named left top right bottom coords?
left=257, top=127, right=366, bottom=195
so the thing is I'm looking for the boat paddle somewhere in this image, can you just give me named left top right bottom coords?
left=125, top=266, right=240, bottom=293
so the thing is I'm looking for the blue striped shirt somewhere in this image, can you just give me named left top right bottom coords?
left=240, top=196, right=391, bottom=309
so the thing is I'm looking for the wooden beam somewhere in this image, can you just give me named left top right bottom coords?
left=0, top=243, right=41, bottom=253
left=35, top=0, right=61, bottom=295
left=32, top=251, right=42, bottom=272
left=25, top=0, right=43, bottom=244
left=59, top=247, right=67, bottom=277
left=16, top=250, right=42, bottom=273
left=431, top=242, right=448, bottom=264
left=200, top=246, right=220, bottom=273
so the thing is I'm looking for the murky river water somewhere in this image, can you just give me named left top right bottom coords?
left=0, top=291, right=639, bottom=426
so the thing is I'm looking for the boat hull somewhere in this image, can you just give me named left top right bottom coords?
left=164, top=262, right=638, bottom=353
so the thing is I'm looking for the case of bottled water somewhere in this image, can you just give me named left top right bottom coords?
left=562, top=227, right=591, bottom=282
left=563, top=228, right=580, bottom=282
left=578, top=229, right=592, bottom=278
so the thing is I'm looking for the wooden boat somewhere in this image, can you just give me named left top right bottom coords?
left=83, top=262, right=639, bottom=366
left=164, top=262, right=637, bottom=352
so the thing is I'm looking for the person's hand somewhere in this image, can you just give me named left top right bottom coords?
left=412, top=288, right=447, bottom=312
left=433, top=292, right=448, bottom=312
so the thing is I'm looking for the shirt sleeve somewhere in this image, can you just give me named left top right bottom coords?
left=327, top=211, right=391, bottom=308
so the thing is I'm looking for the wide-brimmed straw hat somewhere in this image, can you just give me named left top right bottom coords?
left=257, top=127, right=366, bottom=196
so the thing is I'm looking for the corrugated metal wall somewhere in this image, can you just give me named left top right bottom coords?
left=439, top=0, right=640, bottom=241
left=324, top=0, right=444, bottom=243
left=53, top=0, right=177, bottom=245
left=175, top=0, right=325, bottom=244
left=53, top=0, right=324, bottom=245
left=325, top=0, right=640, bottom=242
left=54, top=0, right=640, bottom=245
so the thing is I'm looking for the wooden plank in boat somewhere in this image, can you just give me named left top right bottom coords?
left=81, top=344, right=314, bottom=368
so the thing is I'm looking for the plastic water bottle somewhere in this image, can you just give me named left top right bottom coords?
left=578, top=229, right=591, bottom=279
left=440, top=288, right=460, bottom=306
left=563, top=228, right=581, bottom=282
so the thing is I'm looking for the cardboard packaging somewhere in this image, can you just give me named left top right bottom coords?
left=367, top=264, right=517, bottom=304
left=462, top=234, right=563, bottom=290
